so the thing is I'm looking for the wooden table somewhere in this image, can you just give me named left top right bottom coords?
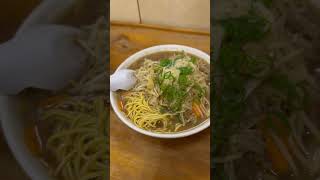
left=110, top=22, right=210, bottom=180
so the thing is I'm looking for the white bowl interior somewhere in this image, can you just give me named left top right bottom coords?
left=110, top=44, right=210, bottom=138
left=0, top=96, right=54, bottom=180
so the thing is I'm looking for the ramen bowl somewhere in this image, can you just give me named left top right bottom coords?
left=110, top=44, right=210, bottom=138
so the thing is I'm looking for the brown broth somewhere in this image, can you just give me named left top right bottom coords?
left=19, top=89, right=57, bottom=165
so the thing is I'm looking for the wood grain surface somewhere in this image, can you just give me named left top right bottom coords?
left=110, top=22, right=210, bottom=180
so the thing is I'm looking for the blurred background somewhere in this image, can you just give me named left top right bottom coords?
left=0, top=1, right=40, bottom=179
left=0, top=0, right=40, bottom=43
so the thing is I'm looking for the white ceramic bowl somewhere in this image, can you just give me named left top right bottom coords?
left=110, top=44, right=210, bottom=138
left=0, top=0, right=99, bottom=179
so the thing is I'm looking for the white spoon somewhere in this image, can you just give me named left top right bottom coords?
left=0, top=24, right=86, bottom=95
left=110, top=69, right=137, bottom=91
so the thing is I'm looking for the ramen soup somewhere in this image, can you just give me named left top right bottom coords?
left=21, top=15, right=108, bottom=180
left=117, top=52, right=210, bottom=133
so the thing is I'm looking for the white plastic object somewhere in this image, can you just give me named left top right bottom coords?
left=0, top=24, right=86, bottom=95
left=110, top=69, right=137, bottom=91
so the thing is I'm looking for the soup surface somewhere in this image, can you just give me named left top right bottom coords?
left=118, top=51, right=210, bottom=133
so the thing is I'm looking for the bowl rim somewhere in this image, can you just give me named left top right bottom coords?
left=110, top=44, right=210, bottom=138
